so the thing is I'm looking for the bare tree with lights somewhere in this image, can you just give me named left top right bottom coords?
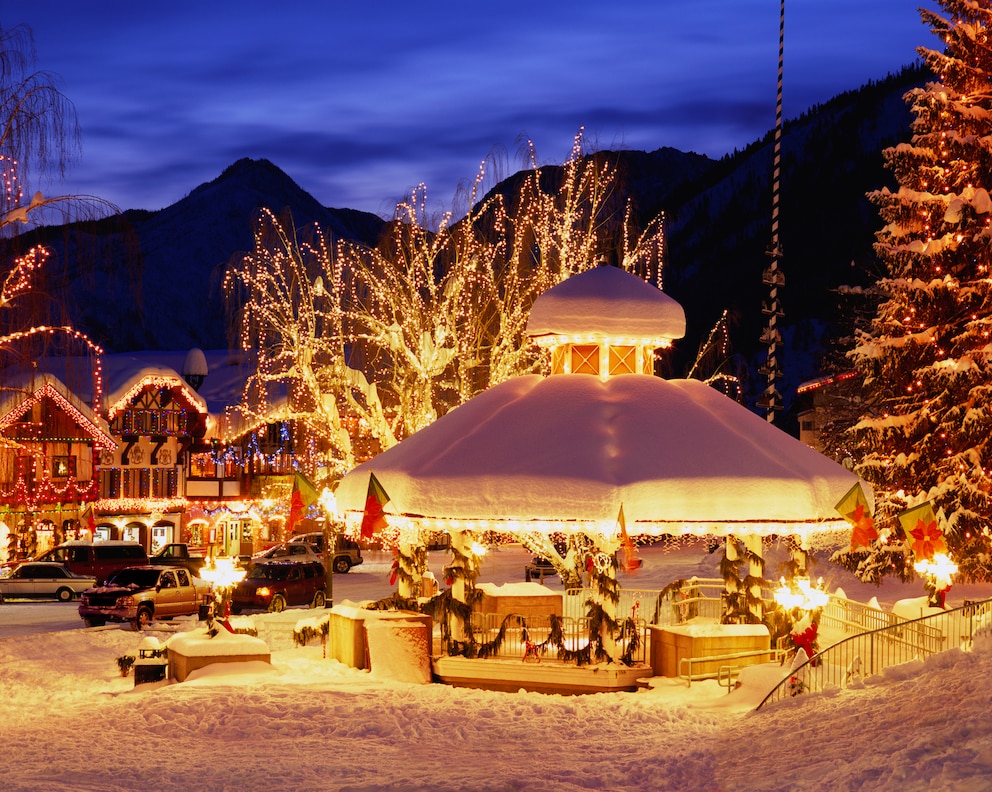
left=224, top=131, right=669, bottom=490
left=0, top=23, right=112, bottom=560
left=840, top=0, right=992, bottom=582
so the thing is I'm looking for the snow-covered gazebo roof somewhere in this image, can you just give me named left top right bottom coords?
left=335, top=374, right=862, bottom=539
left=335, top=266, right=866, bottom=540
left=525, top=264, right=685, bottom=346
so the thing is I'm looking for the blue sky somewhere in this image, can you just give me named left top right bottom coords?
left=17, top=1, right=938, bottom=217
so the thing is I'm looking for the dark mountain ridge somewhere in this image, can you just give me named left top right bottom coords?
left=4, top=65, right=927, bottom=424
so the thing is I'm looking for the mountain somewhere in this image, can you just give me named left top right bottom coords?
left=4, top=65, right=926, bottom=424
left=7, top=158, right=386, bottom=352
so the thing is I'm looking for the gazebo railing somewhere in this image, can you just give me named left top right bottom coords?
left=755, top=597, right=992, bottom=711
left=468, top=612, right=649, bottom=665
left=564, top=579, right=727, bottom=625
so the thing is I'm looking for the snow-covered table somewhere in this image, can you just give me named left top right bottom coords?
left=477, top=582, right=563, bottom=617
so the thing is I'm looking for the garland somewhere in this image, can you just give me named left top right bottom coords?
left=720, top=538, right=765, bottom=624
left=293, top=614, right=330, bottom=647
left=391, top=543, right=427, bottom=590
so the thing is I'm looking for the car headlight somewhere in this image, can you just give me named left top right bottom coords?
left=116, top=596, right=134, bottom=608
left=256, top=587, right=271, bottom=598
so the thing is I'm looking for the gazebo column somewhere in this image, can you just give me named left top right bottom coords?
left=395, top=537, right=424, bottom=600
left=744, top=534, right=764, bottom=622
left=448, top=530, right=471, bottom=643
left=723, top=538, right=739, bottom=622
left=792, top=537, right=809, bottom=578
left=599, top=561, right=618, bottom=660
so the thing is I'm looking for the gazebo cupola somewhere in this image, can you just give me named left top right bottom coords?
left=525, top=265, right=686, bottom=378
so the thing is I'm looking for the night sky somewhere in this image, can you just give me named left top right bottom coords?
left=16, top=1, right=938, bottom=218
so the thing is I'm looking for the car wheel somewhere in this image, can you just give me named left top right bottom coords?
left=333, top=556, right=352, bottom=574
left=135, top=606, right=153, bottom=630
left=83, top=617, right=105, bottom=628
left=56, top=587, right=74, bottom=602
left=230, top=604, right=242, bottom=615
left=311, top=590, right=326, bottom=609
left=269, top=594, right=286, bottom=613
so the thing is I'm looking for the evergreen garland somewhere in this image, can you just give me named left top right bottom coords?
left=393, top=543, right=427, bottom=591
left=293, top=614, right=330, bottom=647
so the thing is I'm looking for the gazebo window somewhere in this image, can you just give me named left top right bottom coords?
left=608, top=345, right=638, bottom=375
left=570, top=345, right=600, bottom=375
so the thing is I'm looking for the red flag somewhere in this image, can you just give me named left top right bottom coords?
left=287, top=472, right=319, bottom=535
left=80, top=505, right=96, bottom=539
left=361, top=472, right=390, bottom=539
left=618, top=504, right=639, bottom=573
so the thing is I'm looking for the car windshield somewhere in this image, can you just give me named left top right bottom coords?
left=105, top=568, right=160, bottom=588
left=247, top=565, right=291, bottom=581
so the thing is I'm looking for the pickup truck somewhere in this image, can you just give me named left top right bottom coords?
left=149, top=543, right=207, bottom=575
left=78, top=565, right=213, bottom=629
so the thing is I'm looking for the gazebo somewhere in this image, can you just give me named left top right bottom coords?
left=334, top=265, right=867, bottom=682
left=336, top=265, right=864, bottom=545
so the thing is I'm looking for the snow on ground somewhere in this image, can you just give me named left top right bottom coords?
left=3, top=541, right=992, bottom=792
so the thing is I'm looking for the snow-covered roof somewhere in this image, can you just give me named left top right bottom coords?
left=105, top=365, right=209, bottom=418
left=0, top=371, right=116, bottom=451
left=525, top=266, right=686, bottom=345
left=335, top=374, right=866, bottom=537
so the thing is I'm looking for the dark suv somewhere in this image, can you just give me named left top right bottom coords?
left=230, top=561, right=326, bottom=613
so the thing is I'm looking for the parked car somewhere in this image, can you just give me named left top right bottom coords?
left=524, top=556, right=557, bottom=582
left=148, top=543, right=207, bottom=575
left=288, top=531, right=364, bottom=573
left=35, top=541, right=148, bottom=585
left=0, top=562, right=97, bottom=603
left=250, top=541, right=321, bottom=567
left=230, top=561, right=326, bottom=613
left=78, top=566, right=212, bottom=628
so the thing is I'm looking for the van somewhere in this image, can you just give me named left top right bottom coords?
left=36, top=541, right=149, bottom=585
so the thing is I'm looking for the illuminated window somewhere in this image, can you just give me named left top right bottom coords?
left=570, top=345, right=600, bottom=375
left=608, top=346, right=637, bottom=375
left=52, top=455, right=76, bottom=478
left=189, top=453, right=217, bottom=478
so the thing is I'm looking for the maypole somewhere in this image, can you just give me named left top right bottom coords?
left=758, top=0, right=785, bottom=422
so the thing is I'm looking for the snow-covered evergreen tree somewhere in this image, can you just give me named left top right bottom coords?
left=847, top=0, right=992, bottom=581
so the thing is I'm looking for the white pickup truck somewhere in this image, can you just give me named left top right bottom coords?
left=78, top=565, right=212, bottom=629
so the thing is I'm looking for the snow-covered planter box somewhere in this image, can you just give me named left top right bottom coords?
left=650, top=622, right=770, bottom=679
left=477, top=582, right=563, bottom=617
left=327, top=604, right=432, bottom=669
left=167, top=629, right=270, bottom=682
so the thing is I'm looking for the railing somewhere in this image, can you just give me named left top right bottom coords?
left=756, top=597, right=992, bottom=710
left=469, top=611, right=649, bottom=665
left=679, top=647, right=786, bottom=687
left=564, top=578, right=727, bottom=625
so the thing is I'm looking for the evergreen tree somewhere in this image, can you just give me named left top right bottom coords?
left=847, top=0, right=992, bottom=581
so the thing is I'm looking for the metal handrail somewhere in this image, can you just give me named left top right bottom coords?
left=755, top=597, right=992, bottom=711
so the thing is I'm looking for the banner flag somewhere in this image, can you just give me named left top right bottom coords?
left=361, top=472, right=391, bottom=539
left=898, top=501, right=946, bottom=562
left=835, top=482, right=877, bottom=552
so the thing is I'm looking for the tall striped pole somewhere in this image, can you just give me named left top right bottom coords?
left=760, top=0, right=785, bottom=422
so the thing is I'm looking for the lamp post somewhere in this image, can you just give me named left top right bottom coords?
left=319, top=489, right=338, bottom=607
left=199, top=555, right=246, bottom=622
